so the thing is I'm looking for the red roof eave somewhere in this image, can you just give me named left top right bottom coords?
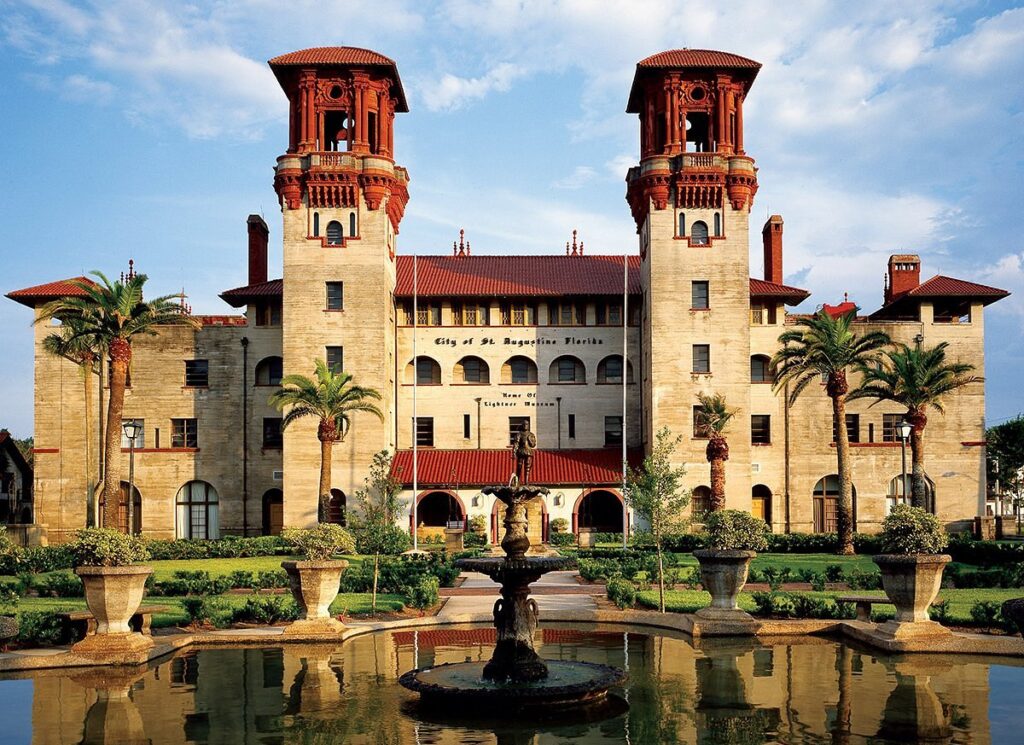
left=748, top=278, right=810, bottom=305
left=219, top=278, right=283, bottom=308
left=6, top=277, right=95, bottom=308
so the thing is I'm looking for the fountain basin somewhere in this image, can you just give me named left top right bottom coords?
left=399, top=659, right=626, bottom=711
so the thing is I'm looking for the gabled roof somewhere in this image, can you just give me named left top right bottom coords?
left=6, top=277, right=94, bottom=307
left=628, top=48, right=761, bottom=112
left=870, top=274, right=1009, bottom=320
left=394, top=255, right=643, bottom=298
left=219, top=278, right=283, bottom=308
left=390, top=448, right=644, bottom=487
left=268, top=46, right=408, bottom=112
left=748, top=278, right=810, bottom=305
left=905, top=275, right=1008, bottom=300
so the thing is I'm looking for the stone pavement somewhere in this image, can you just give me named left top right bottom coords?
left=438, top=570, right=598, bottom=618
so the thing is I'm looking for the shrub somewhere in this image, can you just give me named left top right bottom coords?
left=704, top=510, right=769, bottom=552
left=761, top=566, right=785, bottom=592
left=468, top=515, right=488, bottom=535
left=407, top=575, right=440, bottom=610
left=879, top=505, right=948, bottom=555
left=550, top=532, right=576, bottom=548
left=969, top=600, right=1002, bottom=627
left=606, top=577, right=636, bottom=609
left=549, top=518, right=569, bottom=534
left=0, top=529, right=23, bottom=575
left=283, top=524, right=356, bottom=561
left=751, top=591, right=776, bottom=616
left=36, top=571, right=83, bottom=598
left=254, top=570, right=289, bottom=590
left=181, top=597, right=232, bottom=628
left=846, top=569, right=883, bottom=590
left=809, top=573, right=827, bottom=592
left=354, top=523, right=410, bottom=556
left=464, top=531, right=487, bottom=548
left=142, top=536, right=290, bottom=561
left=69, top=528, right=149, bottom=567
left=825, top=564, right=845, bottom=583
left=17, top=610, right=68, bottom=646
left=151, top=571, right=231, bottom=597
left=929, top=599, right=953, bottom=624
left=227, top=570, right=255, bottom=589
left=18, top=544, right=75, bottom=574
left=232, top=594, right=298, bottom=624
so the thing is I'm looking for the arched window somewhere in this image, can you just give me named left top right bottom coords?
left=750, top=355, right=772, bottom=384
left=887, top=475, right=934, bottom=514
left=549, top=355, right=586, bottom=384
left=328, top=489, right=347, bottom=526
left=575, top=490, right=623, bottom=532
left=752, top=484, right=772, bottom=525
left=691, top=221, right=709, bottom=245
left=312, top=212, right=320, bottom=237
left=349, top=212, right=357, bottom=238
left=597, top=355, right=634, bottom=384
left=455, top=356, right=490, bottom=384
left=326, top=220, right=343, bottom=245
left=502, top=356, right=538, bottom=384
left=176, top=481, right=220, bottom=540
left=713, top=213, right=721, bottom=237
left=812, top=475, right=857, bottom=533
left=406, top=356, right=441, bottom=385
left=262, top=489, right=283, bottom=536
left=255, top=356, right=283, bottom=386
left=679, top=213, right=686, bottom=237
left=692, top=486, right=711, bottom=519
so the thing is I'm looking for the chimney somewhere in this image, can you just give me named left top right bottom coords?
left=247, top=214, right=269, bottom=286
left=762, top=215, right=784, bottom=285
left=885, top=254, right=921, bottom=305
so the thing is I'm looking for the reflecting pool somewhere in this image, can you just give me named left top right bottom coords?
left=2, top=625, right=1023, bottom=743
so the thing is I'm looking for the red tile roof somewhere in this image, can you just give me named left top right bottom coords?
left=268, top=47, right=408, bottom=111
left=195, top=315, right=247, bottom=327
left=390, top=448, right=643, bottom=487
left=907, top=275, right=1009, bottom=300
left=394, top=255, right=642, bottom=297
left=6, top=277, right=94, bottom=307
left=822, top=301, right=857, bottom=319
left=748, top=278, right=810, bottom=304
left=637, top=49, right=761, bottom=70
left=219, top=278, right=283, bottom=307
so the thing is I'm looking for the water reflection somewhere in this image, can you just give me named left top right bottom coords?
left=5, top=627, right=1022, bottom=744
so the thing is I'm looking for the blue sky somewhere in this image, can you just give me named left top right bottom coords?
left=1, top=0, right=1022, bottom=437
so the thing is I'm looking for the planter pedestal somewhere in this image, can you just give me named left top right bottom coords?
left=873, top=554, right=952, bottom=641
left=693, top=549, right=756, bottom=623
left=72, top=566, right=154, bottom=661
left=282, top=560, right=348, bottom=635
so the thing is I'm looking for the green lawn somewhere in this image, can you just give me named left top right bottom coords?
left=145, top=554, right=367, bottom=581
left=635, top=588, right=1023, bottom=624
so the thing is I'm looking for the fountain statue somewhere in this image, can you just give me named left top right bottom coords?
left=400, top=423, right=626, bottom=709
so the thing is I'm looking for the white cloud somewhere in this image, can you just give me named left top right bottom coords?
left=419, top=62, right=524, bottom=111
left=552, top=165, right=598, bottom=190
left=975, top=252, right=1024, bottom=318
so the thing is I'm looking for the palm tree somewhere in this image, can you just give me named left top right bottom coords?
left=771, top=309, right=890, bottom=555
left=270, top=360, right=384, bottom=523
left=851, top=341, right=981, bottom=509
left=36, top=271, right=199, bottom=531
left=42, top=317, right=101, bottom=526
left=694, top=392, right=737, bottom=512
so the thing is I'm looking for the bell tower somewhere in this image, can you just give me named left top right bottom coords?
left=269, top=47, right=408, bottom=527
left=628, top=49, right=761, bottom=510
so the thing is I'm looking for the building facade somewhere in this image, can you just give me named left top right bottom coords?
left=7, top=47, right=1008, bottom=544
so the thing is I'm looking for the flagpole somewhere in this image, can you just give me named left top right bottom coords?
left=622, top=252, right=629, bottom=551
left=412, top=250, right=419, bottom=552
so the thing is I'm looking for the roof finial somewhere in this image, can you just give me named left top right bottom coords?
left=566, top=241, right=570, bottom=256
left=178, top=287, right=192, bottom=315
left=121, top=259, right=136, bottom=283
left=844, top=291, right=849, bottom=303
left=455, top=228, right=468, bottom=257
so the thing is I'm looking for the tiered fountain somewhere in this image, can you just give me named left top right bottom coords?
left=399, top=425, right=626, bottom=710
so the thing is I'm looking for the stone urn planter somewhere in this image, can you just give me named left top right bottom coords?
left=281, top=560, right=348, bottom=635
left=73, top=565, right=154, bottom=658
left=693, top=549, right=756, bottom=621
left=872, top=554, right=952, bottom=640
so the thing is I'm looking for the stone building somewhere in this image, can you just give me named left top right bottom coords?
left=6, top=47, right=1008, bottom=544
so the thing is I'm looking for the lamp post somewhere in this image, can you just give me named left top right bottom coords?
left=898, top=419, right=913, bottom=507
left=122, top=420, right=140, bottom=534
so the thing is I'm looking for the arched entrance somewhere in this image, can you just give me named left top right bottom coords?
left=413, top=491, right=465, bottom=543
left=573, top=489, right=625, bottom=537
left=328, top=488, right=347, bottom=526
left=98, top=482, right=142, bottom=534
left=491, top=495, right=548, bottom=546
left=751, top=484, right=772, bottom=526
left=812, top=475, right=857, bottom=533
left=262, top=489, right=284, bottom=536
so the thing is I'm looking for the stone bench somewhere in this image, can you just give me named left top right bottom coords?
left=57, top=605, right=170, bottom=642
left=836, top=595, right=896, bottom=622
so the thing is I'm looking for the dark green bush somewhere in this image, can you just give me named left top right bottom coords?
left=181, top=597, right=232, bottom=627
left=809, top=573, right=827, bottom=592
left=254, top=570, right=289, bottom=590
left=150, top=571, right=231, bottom=597
left=17, top=610, right=69, bottom=646
left=339, top=554, right=458, bottom=594
left=593, top=532, right=625, bottom=544
left=969, top=600, right=1002, bottom=627
left=232, top=594, right=298, bottom=624
left=550, top=532, right=576, bottom=548
left=16, top=544, right=75, bottom=574
left=845, top=569, right=882, bottom=590
left=825, top=564, right=845, bottom=582
left=463, top=532, right=487, bottom=548
left=944, top=533, right=1024, bottom=566
left=142, top=536, right=290, bottom=562
left=929, top=599, right=953, bottom=624
left=36, top=571, right=83, bottom=598
left=606, top=577, right=636, bottom=609
left=407, top=575, right=440, bottom=610
left=226, top=570, right=255, bottom=589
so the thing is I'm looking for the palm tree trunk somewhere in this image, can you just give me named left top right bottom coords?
left=709, top=456, right=726, bottom=511
left=83, top=355, right=94, bottom=527
left=908, top=409, right=928, bottom=510
left=832, top=393, right=855, bottom=555
left=318, top=435, right=332, bottom=524
left=103, top=340, right=130, bottom=531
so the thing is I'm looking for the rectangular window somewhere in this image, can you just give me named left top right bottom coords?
left=255, top=302, right=281, bottom=327
left=262, top=418, right=283, bottom=449
left=509, top=416, right=530, bottom=445
left=325, top=282, right=343, bottom=311
left=834, top=414, right=861, bottom=443
left=171, top=418, right=198, bottom=448
left=693, top=405, right=709, bottom=438
left=596, top=302, right=623, bottom=325
left=463, top=414, right=471, bottom=439
left=604, top=416, right=623, bottom=446
left=408, top=303, right=441, bottom=326
left=510, top=359, right=533, bottom=384
left=462, top=357, right=483, bottom=383
left=120, top=419, right=144, bottom=448
left=184, top=360, right=209, bottom=387
left=868, top=423, right=875, bottom=443
left=691, top=281, right=709, bottom=310
left=882, top=413, right=902, bottom=443
left=326, top=346, right=343, bottom=373
left=692, top=344, right=710, bottom=373
left=751, top=415, right=771, bottom=445
left=501, top=302, right=536, bottom=326
left=557, top=358, right=577, bottom=382
left=415, top=417, right=434, bottom=447
left=568, top=414, right=576, bottom=439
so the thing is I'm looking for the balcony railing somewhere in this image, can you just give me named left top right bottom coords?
left=683, top=153, right=722, bottom=169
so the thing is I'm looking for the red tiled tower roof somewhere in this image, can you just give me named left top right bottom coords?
left=6, top=277, right=94, bottom=307
left=636, top=49, right=761, bottom=70
left=391, top=448, right=643, bottom=487
left=268, top=46, right=408, bottom=111
left=748, top=278, right=810, bottom=305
